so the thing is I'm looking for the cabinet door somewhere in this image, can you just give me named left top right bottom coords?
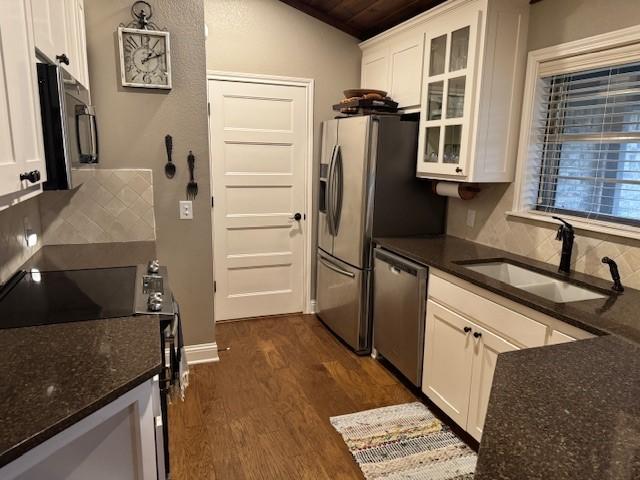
left=361, top=49, right=389, bottom=93
left=388, top=32, right=424, bottom=109
left=422, top=300, right=475, bottom=427
left=416, top=5, right=481, bottom=178
left=0, top=0, right=46, bottom=198
left=466, top=325, right=518, bottom=441
left=74, top=0, right=89, bottom=89
left=31, top=0, right=68, bottom=63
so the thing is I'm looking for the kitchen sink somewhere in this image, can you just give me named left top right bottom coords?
left=463, top=261, right=606, bottom=303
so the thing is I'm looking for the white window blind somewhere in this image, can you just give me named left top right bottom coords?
left=532, top=60, right=640, bottom=226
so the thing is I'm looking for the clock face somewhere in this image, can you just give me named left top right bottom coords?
left=119, top=28, right=171, bottom=89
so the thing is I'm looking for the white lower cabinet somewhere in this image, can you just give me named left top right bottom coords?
left=466, top=323, right=517, bottom=441
left=423, top=300, right=475, bottom=427
left=423, top=269, right=594, bottom=441
left=423, top=300, right=517, bottom=441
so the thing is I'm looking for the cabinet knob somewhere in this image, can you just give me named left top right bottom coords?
left=455, top=167, right=463, bottom=174
left=19, top=170, right=41, bottom=184
left=473, top=331, right=482, bottom=339
left=463, top=326, right=472, bottom=333
left=56, top=53, right=70, bottom=65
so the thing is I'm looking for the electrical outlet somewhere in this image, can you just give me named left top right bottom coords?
left=179, top=201, right=193, bottom=220
left=466, top=209, right=476, bottom=228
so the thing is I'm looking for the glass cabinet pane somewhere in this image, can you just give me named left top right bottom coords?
left=427, top=81, right=444, bottom=120
left=429, top=35, right=447, bottom=76
left=449, top=26, right=470, bottom=72
left=446, top=76, right=466, bottom=118
left=425, top=127, right=440, bottom=163
left=443, top=125, right=462, bottom=164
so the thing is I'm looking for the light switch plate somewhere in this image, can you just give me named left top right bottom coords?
left=179, top=201, right=193, bottom=220
left=466, top=209, right=476, bottom=228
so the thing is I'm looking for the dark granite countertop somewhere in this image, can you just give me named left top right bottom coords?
left=374, top=235, right=640, bottom=343
left=0, top=241, right=161, bottom=467
left=475, top=336, right=640, bottom=479
left=375, top=235, right=640, bottom=479
left=0, top=316, right=162, bottom=467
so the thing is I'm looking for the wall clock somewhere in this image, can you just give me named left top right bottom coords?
left=118, top=27, right=172, bottom=89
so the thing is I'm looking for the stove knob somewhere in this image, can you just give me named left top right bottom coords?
left=148, top=300, right=163, bottom=312
left=147, top=259, right=160, bottom=274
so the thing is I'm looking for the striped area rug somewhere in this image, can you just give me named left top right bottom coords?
left=330, top=402, right=476, bottom=479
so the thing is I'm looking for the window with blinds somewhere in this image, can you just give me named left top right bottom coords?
left=534, top=60, right=640, bottom=226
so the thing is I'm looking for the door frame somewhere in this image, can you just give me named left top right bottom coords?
left=206, top=70, right=315, bottom=318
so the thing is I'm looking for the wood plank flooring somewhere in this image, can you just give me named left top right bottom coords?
left=168, top=314, right=417, bottom=479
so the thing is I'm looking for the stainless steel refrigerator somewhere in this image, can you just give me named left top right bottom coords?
left=316, top=115, right=446, bottom=354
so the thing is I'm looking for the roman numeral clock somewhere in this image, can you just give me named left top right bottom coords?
left=118, top=1, right=172, bottom=89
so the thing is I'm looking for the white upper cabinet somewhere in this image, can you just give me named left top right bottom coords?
left=360, top=0, right=529, bottom=182
left=0, top=0, right=47, bottom=201
left=360, top=29, right=424, bottom=110
left=361, top=48, right=389, bottom=94
left=32, top=0, right=90, bottom=89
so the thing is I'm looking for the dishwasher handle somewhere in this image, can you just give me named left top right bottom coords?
left=374, top=248, right=427, bottom=279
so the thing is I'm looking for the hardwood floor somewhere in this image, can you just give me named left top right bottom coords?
left=168, top=314, right=417, bottom=479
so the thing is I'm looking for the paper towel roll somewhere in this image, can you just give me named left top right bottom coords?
left=435, top=182, right=463, bottom=199
left=434, top=182, right=479, bottom=200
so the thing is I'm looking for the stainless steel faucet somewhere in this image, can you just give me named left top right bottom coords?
left=553, top=216, right=574, bottom=274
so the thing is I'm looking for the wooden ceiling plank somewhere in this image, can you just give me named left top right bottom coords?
left=362, top=0, right=446, bottom=38
left=278, top=0, right=364, bottom=38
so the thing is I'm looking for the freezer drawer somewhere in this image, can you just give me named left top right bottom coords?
left=316, top=249, right=370, bottom=353
left=373, top=248, right=428, bottom=386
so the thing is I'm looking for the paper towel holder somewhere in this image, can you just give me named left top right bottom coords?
left=432, top=181, right=481, bottom=200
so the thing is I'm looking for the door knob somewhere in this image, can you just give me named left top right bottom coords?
left=19, top=170, right=41, bottom=184
left=289, top=212, right=302, bottom=221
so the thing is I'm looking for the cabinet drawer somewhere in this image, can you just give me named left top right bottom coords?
left=428, top=274, right=547, bottom=348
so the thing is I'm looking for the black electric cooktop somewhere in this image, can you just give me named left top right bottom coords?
left=0, top=267, right=137, bottom=329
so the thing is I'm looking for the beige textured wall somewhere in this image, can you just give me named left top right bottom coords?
left=0, top=197, right=42, bottom=284
left=84, top=0, right=214, bottom=345
left=447, top=0, right=640, bottom=289
left=204, top=0, right=362, bottom=293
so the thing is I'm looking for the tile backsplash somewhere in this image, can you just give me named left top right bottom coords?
left=40, top=169, right=156, bottom=245
left=447, top=183, right=640, bottom=289
left=0, top=196, right=42, bottom=284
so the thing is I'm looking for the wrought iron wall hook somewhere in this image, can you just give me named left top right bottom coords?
left=120, top=0, right=161, bottom=30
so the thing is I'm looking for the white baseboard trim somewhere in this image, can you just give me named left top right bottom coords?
left=165, top=342, right=219, bottom=366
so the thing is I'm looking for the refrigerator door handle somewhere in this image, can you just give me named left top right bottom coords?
left=327, top=144, right=338, bottom=236
left=332, top=145, right=343, bottom=234
left=318, top=254, right=355, bottom=278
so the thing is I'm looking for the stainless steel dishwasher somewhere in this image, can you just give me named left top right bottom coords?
left=373, top=247, right=428, bottom=387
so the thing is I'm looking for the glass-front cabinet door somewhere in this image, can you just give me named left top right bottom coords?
left=417, top=8, right=480, bottom=178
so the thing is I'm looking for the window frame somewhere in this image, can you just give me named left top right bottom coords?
left=510, top=25, right=640, bottom=240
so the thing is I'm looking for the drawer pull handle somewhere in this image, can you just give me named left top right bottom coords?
left=463, top=327, right=472, bottom=334
left=473, top=331, right=482, bottom=339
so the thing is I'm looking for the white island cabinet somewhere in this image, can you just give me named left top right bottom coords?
left=423, top=269, right=595, bottom=441
left=0, top=378, right=163, bottom=480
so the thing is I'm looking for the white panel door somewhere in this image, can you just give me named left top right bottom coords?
left=422, top=300, right=475, bottom=427
left=0, top=0, right=46, bottom=198
left=466, top=324, right=518, bottom=441
left=209, top=79, right=307, bottom=321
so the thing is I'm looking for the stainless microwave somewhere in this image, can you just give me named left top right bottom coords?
left=37, top=63, right=98, bottom=190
